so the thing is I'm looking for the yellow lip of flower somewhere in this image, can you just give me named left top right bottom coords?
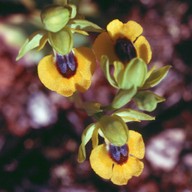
left=93, top=19, right=152, bottom=64
left=90, top=130, right=145, bottom=185
left=38, top=47, right=96, bottom=97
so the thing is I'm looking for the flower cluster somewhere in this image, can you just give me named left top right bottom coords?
left=17, top=0, right=170, bottom=186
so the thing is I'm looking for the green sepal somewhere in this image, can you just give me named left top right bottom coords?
left=83, top=102, right=102, bottom=116
left=92, top=127, right=99, bottom=148
left=113, top=61, right=124, bottom=84
left=118, top=58, right=147, bottom=89
left=100, top=55, right=118, bottom=88
left=112, top=86, right=137, bottom=109
left=142, top=65, right=171, bottom=89
left=16, top=31, right=45, bottom=61
left=41, top=5, right=70, bottom=32
left=66, top=4, right=77, bottom=19
left=37, top=33, right=48, bottom=51
left=77, top=123, right=96, bottom=163
left=99, top=115, right=129, bottom=146
left=145, top=65, right=156, bottom=80
left=48, top=28, right=73, bottom=55
left=134, top=91, right=165, bottom=112
left=113, top=108, right=155, bottom=123
left=61, top=0, right=68, bottom=5
left=67, top=0, right=79, bottom=6
left=68, top=19, right=104, bottom=33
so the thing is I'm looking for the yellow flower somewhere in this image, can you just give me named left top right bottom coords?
left=38, top=47, right=96, bottom=97
left=90, top=130, right=145, bottom=185
left=93, top=19, right=152, bottom=64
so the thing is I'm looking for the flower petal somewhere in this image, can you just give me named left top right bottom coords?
left=75, top=47, right=96, bottom=79
left=125, top=156, right=144, bottom=177
left=56, top=77, right=76, bottom=96
left=38, top=55, right=76, bottom=96
left=93, top=32, right=118, bottom=64
left=122, top=20, right=143, bottom=41
left=111, top=164, right=132, bottom=185
left=134, top=35, right=152, bottom=64
left=107, top=19, right=143, bottom=42
left=73, top=47, right=96, bottom=92
left=128, top=130, right=145, bottom=159
left=107, top=19, right=124, bottom=40
left=110, top=155, right=144, bottom=185
left=90, top=144, right=113, bottom=180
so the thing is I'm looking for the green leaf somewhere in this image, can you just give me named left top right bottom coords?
left=118, top=58, right=147, bottom=89
left=113, top=108, right=155, bottom=123
left=134, top=91, right=165, bottom=112
left=142, top=65, right=171, bottom=89
left=48, top=28, right=73, bottom=55
left=68, top=19, right=104, bottom=33
left=77, top=123, right=96, bottom=162
left=16, top=31, right=45, bottom=61
left=112, top=86, right=137, bottom=109
left=99, top=115, right=129, bottom=146
left=100, top=55, right=118, bottom=88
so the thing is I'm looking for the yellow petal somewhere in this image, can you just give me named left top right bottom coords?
left=122, top=20, right=143, bottom=41
left=38, top=55, right=76, bottom=97
left=111, top=164, right=132, bottom=185
left=107, top=19, right=124, bottom=40
left=74, top=47, right=96, bottom=80
left=128, top=130, right=145, bottom=159
left=38, top=55, right=60, bottom=90
left=107, top=20, right=143, bottom=42
left=134, top=35, right=152, bottom=64
left=90, top=144, right=113, bottom=180
left=124, top=156, right=144, bottom=177
left=75, top=79, right=91, bottom=92
left=124, top=156, right=144, bottom=176
left=92, top=32, right=118, bottom=64
left=73, top=47, right=96, bottom=92
left=111, top=156, right=144, bottom=185
left=56, top=77, right=76, bottom=97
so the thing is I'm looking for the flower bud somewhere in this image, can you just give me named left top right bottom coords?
left=41, top=5, right=70, bottom=32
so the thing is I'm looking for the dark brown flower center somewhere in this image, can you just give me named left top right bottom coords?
left=114, top=38, right=137, bottom=63
left=55, top=51, right=78, bottom=78
left=109, top=144, right=129, bottom=165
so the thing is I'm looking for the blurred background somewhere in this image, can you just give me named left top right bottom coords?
left=0, top=0, right=192, bottom=191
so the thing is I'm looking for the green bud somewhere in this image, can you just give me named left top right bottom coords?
left=134, top=91, right=165, bottom=112
left=98, top=115, right=129, bottom=146
left=41, top=5, right=70, bottom=32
